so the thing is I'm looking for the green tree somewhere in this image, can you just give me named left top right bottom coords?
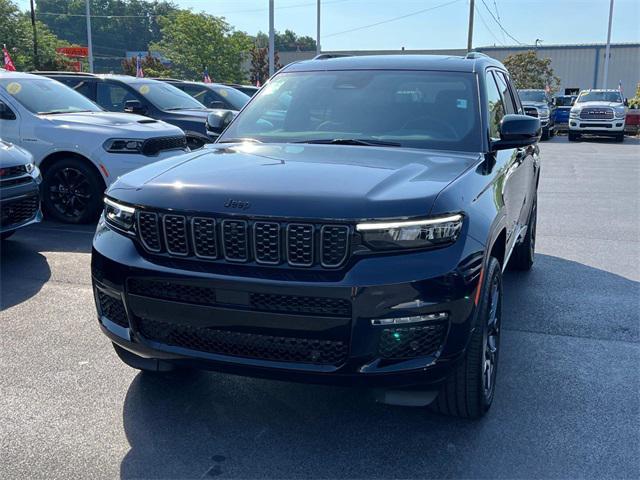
left=628, top=83, right=640, bottom=109
left=151, top=10, right=252, bottom=82
left=255, top=29, right=316, bottom=51
left=121, top=53, right=171, bottom=77
left=35, top=0, right=178, bottom=72
left=0, top=0, right=74, bottom=71
left=503, top=50, right=560, bottom=93
left=248, top=46, right=281, bottom=84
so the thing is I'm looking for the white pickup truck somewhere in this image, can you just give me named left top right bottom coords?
left=568, top=89, right=627, bottom=142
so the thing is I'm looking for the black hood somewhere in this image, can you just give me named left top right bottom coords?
left=108, top=143, right=479, bottom=220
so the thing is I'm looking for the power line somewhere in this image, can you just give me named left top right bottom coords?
left=36, top=0, right=349, bottom=19
left=324, top=0, right=464, bottom=39
left=474, top=3, right=504, bottom=46
left=479, top=0, right=523, bottom=45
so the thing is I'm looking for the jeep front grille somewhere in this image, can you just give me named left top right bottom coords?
left=135, top=210, right=351, bottom=268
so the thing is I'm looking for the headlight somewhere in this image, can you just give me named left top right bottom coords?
left=104, top=197, right=136, bottom=233
left=356, top=214, right=463, bottom=250
left=614, top=106, right=626, bottom=119
left=538, top=108, right=549, bottom=118
left=103, top=138, right=144, bottom=154
left=569, top=109, right=581, bottom=118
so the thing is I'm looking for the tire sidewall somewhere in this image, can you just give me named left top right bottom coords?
left=42, top=158, right=103, bottom=224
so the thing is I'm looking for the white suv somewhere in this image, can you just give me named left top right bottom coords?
left=0, top=72, right=188, bottom=223
left=569, top=89, right=627, bottom=142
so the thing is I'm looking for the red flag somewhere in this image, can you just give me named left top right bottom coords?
left=256, top=79, right=261, bottom=87
left=3, top=45, right=16, bottom=71
left=136, top=54, right=144, bottom=78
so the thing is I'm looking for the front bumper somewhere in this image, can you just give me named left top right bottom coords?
left=0, top=170, right=42, bottom=234
left=569, top=119, right=625, bottom=134
left=91, top=220, right=485, bottom=388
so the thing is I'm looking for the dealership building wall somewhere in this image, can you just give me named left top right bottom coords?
left=275, top=43, right=640, bottom=95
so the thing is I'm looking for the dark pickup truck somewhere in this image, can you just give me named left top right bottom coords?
left=92, top=54, right=541, bottom=419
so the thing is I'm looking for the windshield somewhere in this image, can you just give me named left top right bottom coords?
left=218, top=70, right=481, bottom=152
left=189, top=85, right=250, bottom=110
left=137, top=82, right=207, bottom=110
left=576, top=91, right=622, bottom=103
left=0, top=78, right=101, bottom=114
left=518, top=90, right=547, bottom=103
left=555, top=96, right=576, bottom=107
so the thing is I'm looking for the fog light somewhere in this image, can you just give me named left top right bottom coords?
left=371, top=312, right=448, bottom=326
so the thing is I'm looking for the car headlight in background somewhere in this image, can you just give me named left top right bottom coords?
left=569, top=109, right=581, bottom=119
left=103, top=138, right=144, bottom=154
left=104, top=197, right=136, bottom=233
left=356, top=214, right=463, bottom=250
left=614, top=106, right=626, bottom=119
left=537, top=108, right=550, bottom=118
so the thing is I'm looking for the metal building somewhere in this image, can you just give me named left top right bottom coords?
left=277, top=43, right=639, bottom=96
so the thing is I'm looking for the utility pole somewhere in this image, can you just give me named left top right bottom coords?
left=316, top=0, right=321, bottom=55
left=466, top=0, right=475, bottom=52
left=268, top=0, right=275, bottom=77
left=602, top=0, right=614, bottom=89
left=29, top=0, right=39, bottom=69
left=86, top=0, right=94, bottom=72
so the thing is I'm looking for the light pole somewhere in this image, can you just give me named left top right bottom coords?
left=602, top=0, right=614, bottom=89
left=29, top=0, right=39, bottom=69
left=316, top=0, right=321, bottom=55
left=85, top=0, right=94, bottom=72
left=268, top=0, right=275, bottom=77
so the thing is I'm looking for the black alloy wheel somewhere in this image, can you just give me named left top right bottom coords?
left=42, top=158, right=103, bottom=224
left=482, top=273, right=502, bottom=403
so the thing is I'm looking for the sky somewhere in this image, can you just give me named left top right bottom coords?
left=18, top=0, right=640, bottom=50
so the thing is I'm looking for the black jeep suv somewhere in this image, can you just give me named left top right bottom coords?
left=92, top=54, right=541, bottom=418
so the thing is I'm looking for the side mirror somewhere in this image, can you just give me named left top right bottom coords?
left=124, top=100, right=147, bottom=115
left=0, top=101, right=16, bottom=120
left=208, top=100, right=226, bottom=109
left=206, top=109, right=237, bottom=136
left=624, top=98, right=629, bottom=106
left=492, top=114, right=541, bottom=151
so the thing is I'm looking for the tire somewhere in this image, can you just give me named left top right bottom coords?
left=42, top=157, right=104, bottom=224
left=568, top=132, right=580, bottom=141
left=541, top=129, right=549, bottom=141
left=1, top=230, right=15, bottom=240
left=430, top=257, right=503, bottom=419
left=510, top=196, right=537, bottom=271
left=615, top=133, right=624, bottom=142
left=112, top=343, right=177, bottom=373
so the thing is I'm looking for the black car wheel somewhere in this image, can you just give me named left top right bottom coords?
left=615, top=133, right=624, bottom=142
left=42, top=158, right=103, bottom=224
left=430, top=256, right=502, bottom=419
left=568, top=132, right=580, bottom=141
left=511, top=196, right=537, bottom=271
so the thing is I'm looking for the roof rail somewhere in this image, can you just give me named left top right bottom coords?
left=149, top=77, right=186, bottom=82
left=312, top=53, right=352, bottom=60
left=31, top=70, right=96, bottom=76
left=465, top=52, right=490, bottom=59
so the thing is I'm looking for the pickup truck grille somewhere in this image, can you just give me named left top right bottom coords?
left=136, top=210, right=351, bottom=268
left=580, top=107, right=614, bottom=120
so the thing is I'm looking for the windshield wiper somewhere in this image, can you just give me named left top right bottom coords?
left=38, top=109, right=93, bottom=115
left=293, top=138, right=401, bottom=147
left=217, top=137, right=262, bottom=144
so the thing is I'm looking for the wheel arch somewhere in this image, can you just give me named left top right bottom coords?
left=39, top=151, right=107, bottom=192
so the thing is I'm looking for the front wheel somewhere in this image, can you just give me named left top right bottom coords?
left=430, top=257, right=503, bottom=419
left=615, top=133, right=624, bottom=142
left=42, top=158, right=103, bottom=224
left=568, top=132, right=580, bottom=141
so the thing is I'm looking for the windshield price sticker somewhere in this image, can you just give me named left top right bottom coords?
left=139, top=85, right=150, bottom=95
left=6, top=82, right=21, bottom=95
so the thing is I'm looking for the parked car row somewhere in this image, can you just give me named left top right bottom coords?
left=0, top=71, right=257, bottom=225
left=518, top=88, right=630, bottom=142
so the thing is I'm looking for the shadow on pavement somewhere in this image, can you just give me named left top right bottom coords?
left=118, top=254, right=639, bottom=479
left=0, top=237, right=51, bottom=310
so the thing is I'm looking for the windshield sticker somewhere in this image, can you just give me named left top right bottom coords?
left=456, top=99, right=468, bottom=109
left=6, top=82, right=21, bottom=95
left=217, top=89, right=229, bottom=98
left=139, top=85, right=150, bottom=95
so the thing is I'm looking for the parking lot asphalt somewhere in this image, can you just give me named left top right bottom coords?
left=1, top=136, right=638, bottom=480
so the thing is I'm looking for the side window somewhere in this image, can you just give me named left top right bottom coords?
left=493, top=71, right=516, bottom=115
left=485, top=71, right=504, bottom=139
left=96, top=82, right=135, bottom=111
left=0, top=100, right=16, bottom=120
left=58, top=78, right=94, bottom=99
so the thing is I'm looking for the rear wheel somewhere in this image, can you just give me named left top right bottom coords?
left=430, top=257, right=502, bottom=419
left=42, top=158, right=103, bottom=224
